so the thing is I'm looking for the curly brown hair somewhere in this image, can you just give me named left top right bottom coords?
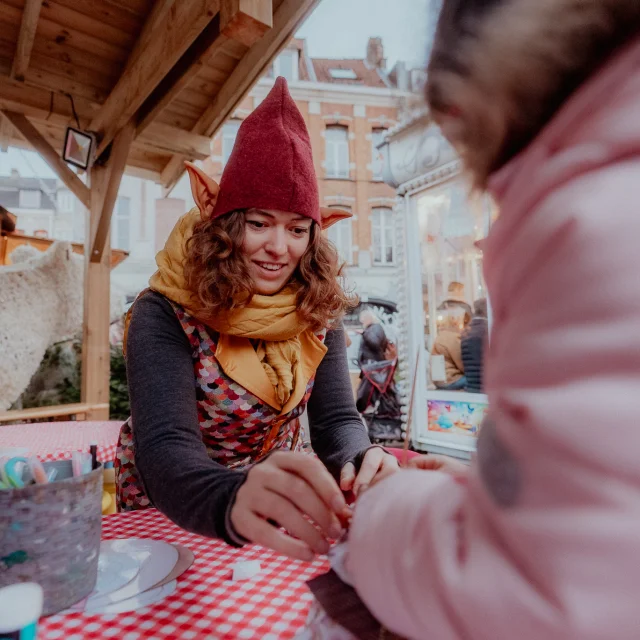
left=184, top=210, right=356, bottom=332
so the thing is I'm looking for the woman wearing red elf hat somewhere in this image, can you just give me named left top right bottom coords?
left=115, top=78, right=396, bottom=561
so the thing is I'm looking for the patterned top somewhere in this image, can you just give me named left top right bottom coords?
left=115, top=302, right=323, bottom=512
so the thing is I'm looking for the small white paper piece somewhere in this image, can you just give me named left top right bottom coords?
left=231, top=560, right=262, bottom=581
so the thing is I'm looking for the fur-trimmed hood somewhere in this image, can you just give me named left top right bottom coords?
left=426, top=0, right=640, bottom=187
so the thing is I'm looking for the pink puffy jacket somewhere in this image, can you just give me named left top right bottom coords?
left=349, top=37, right=640, bottom=640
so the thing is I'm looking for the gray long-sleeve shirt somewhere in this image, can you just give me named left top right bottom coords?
left=125, top=290, right=371, bottom=543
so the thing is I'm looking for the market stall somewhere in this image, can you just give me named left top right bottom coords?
left=380, top=110, right=492, bottom=458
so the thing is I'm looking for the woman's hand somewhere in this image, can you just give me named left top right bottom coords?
left=407, top=453, right=469, bottom=477
left=230, top=452, right=349, bottom=562
left=340, top=447, right=399, bottom=497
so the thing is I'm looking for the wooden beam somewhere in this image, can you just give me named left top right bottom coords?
left=91, top=121, right=135, bottom=263
left=0, top=75, right=209, bottom=165
left=81, top=163, right=111, bottom=420
left=0, top=112, right=13, bottom=152
left=122, top=0, right=176, bottom=76
left=220, top=0, right=272, bottom=48
left=140, top=123, right=211, bottom=159
left=135, top=14, right=228, bottom=136
left=162, top=0, right=321, bottom=191
left=1, top=110, right=90, bottom=209
left=11, top=0, right=43, bottom=81
left=91, top=0, right=220, bottom=157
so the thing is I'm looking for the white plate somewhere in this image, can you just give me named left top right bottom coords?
left=85, top=580, right=177, bottom=614
left=94, top=546, right=141, bottom=597
left=85, top=539, right=178, bottom=609
left=66, top=547, right=142, bottom=612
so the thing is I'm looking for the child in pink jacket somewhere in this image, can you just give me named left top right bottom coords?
left=347, top=2, right=640, bottom=639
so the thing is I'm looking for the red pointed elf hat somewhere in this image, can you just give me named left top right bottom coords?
left=207, top=77, right=350, bottom=229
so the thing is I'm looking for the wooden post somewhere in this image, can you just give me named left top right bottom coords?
left=81, top=163, right=111, bottom=421
left=90, top=121, right=135, bottom=263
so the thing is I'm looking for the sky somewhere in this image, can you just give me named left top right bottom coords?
left=296, top=0, right=432, bottom=68
left=0, top=0, right=433, bottom=179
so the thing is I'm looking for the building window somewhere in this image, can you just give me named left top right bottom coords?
left=372, top=207, right=394, bottom=265
left=19, top=189, right=41, bottom=209
left=329, top=68, right=357, bottom=80
left=222, top=120, right=241, bottom=166
left=325, top=126, right=350, bottom=179
left=112, top=195, right=131, bottom=251
left=57, top=189, right=73, bottom=213
left=273, top=49, right=299, bottom=82
left=326, top=207, right=353, bottom=265
left=371, top=128, right=386, bottom=180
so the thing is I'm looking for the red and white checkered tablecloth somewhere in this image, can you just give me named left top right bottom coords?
left=39, top=508, right=329, bottom=639
left=0, top=421, right=122, bottom=463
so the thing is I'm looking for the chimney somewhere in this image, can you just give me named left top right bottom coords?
left=366, top=37, right=385, bottom=70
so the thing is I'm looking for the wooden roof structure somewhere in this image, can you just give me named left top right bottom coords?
left=0, top=0, right=322, bottom=421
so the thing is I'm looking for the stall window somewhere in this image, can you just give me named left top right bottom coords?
left=371, top=128, right=386, bottom=180
left=371, top=207, right=394, bottom=265
left=415, top=180, right=490, bottom=392
left=326, top=206, right=353, bottom=265
left=222, top=120, right=241, bottom=166
left=325, top=126, right=350, bottom=179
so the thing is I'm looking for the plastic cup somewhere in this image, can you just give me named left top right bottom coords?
left=0, top=582, right=43, bottom=639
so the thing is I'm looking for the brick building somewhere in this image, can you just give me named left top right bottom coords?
left=1, top=38, right=419, bottom=303
left=175, top=36, right=416, bottom=302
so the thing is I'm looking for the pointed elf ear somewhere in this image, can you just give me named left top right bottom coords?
left=319, top=207, right=353, bottom=230
left=185, top=161, right=220, bottom=221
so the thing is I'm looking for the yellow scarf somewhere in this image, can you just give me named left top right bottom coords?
left=148, top=208, right=327, bottom=413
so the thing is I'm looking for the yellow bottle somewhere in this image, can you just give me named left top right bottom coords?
left=102, top=462, right=117, bottom=515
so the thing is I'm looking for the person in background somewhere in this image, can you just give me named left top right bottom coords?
left=0, top=205, right=16, bottom=234
left=461, top=297, right=488, bottom=393
left=343, top=1, right=640, bottom=638
left=431, top=307, right=466, bottom=390
left=437, top=280, right=472, bottom=323
left=357, top=310, right=388, bottom=367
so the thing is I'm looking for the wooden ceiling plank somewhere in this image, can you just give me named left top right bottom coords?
left=30, top=38, right=120, bottom=78
left=0, top=74, right=98, bottom=126
left=10, top=0, right=42, bottom=80
left=38, top=0, right=135, bottom=50
left=103, top=0, right=154, bottom=19
left=1, top=109, right=90, bottom=209
left=23, top=66, right=110, bottom=103
left=220, top=0, right=272, bottom=48
left=91, top=0, right=221, bottom=157
left=0, top=3, right=129, bottom=61
left=155, top=109, right=199, bottom=131
left=51, top=0, right=143, bottom=35
left=162, top=0, right=321, bottom=191
left=135, top=13, right=228, bottom=136
left=90, top=121, right=135, bottom=263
